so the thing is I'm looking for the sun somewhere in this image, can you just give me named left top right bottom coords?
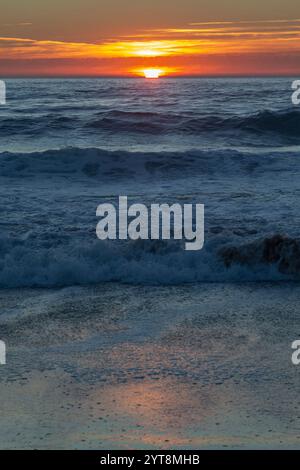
left=143, top=68, right=162, bottom=79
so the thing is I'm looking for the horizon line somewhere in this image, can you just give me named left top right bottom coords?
left=1, top=74, right=299, bottom=79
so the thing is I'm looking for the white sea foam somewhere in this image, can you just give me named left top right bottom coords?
left=0, top=232, right=295, bottom=288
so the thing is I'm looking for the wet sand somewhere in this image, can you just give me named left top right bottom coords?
left=0, top=283, right=299, bottom=449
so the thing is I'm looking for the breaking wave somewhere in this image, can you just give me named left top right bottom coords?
left=0, top=233, right=298, bottom=288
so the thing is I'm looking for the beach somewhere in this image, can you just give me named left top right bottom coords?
left=0, top=282, right=299, bottom=449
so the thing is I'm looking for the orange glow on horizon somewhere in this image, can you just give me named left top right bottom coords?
left=1, top=19, right=300, bottom=76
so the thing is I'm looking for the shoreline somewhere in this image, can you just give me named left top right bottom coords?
left=0, top=282, right=299, bottom=449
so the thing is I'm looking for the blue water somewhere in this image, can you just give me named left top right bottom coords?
left=0, top=77, right=300, bottom=287
left=1, top=77, right=299, bottom=153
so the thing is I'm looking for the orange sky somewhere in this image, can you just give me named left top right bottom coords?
left=1, top=1, right=300, bottom=76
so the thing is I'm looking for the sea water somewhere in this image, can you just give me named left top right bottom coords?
left=0, top=77, right=299, bottom=287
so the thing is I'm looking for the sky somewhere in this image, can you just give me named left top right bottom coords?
left=0, top=0, right=300, bottom=76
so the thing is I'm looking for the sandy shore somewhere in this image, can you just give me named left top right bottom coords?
left=0, top=282, right=299, bottom=449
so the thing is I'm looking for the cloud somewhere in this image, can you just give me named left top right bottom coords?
left=0, top=19, right=299, bottom=75
left=2, top=22, right=32, bottom=27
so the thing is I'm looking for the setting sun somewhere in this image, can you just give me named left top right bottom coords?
left=143, top=68, right=162, bottom=79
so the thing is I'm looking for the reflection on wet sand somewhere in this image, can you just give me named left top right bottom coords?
left=0, top=283, right=300, bottom=449
left=88, top=378, right=222, bottom=446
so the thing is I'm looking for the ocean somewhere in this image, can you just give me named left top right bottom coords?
left=0, top=78, right=300, bottom=449
left=0, top=77, right=300, bottom=287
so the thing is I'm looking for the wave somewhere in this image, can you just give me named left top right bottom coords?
left=0, top=146, right=297, bottom=180
left=238, top=110, right=300, bottom=136
left=0, top=114, right=78, bottom=136
left=85, top=109, right=300, bottom=137
left=220, top=235, right=300, bottom=276
left=1, top=108, right=299, bottom=139
left=88, top=110, right=184, bottom=134
left=0, top=233, right=298, bottom=288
